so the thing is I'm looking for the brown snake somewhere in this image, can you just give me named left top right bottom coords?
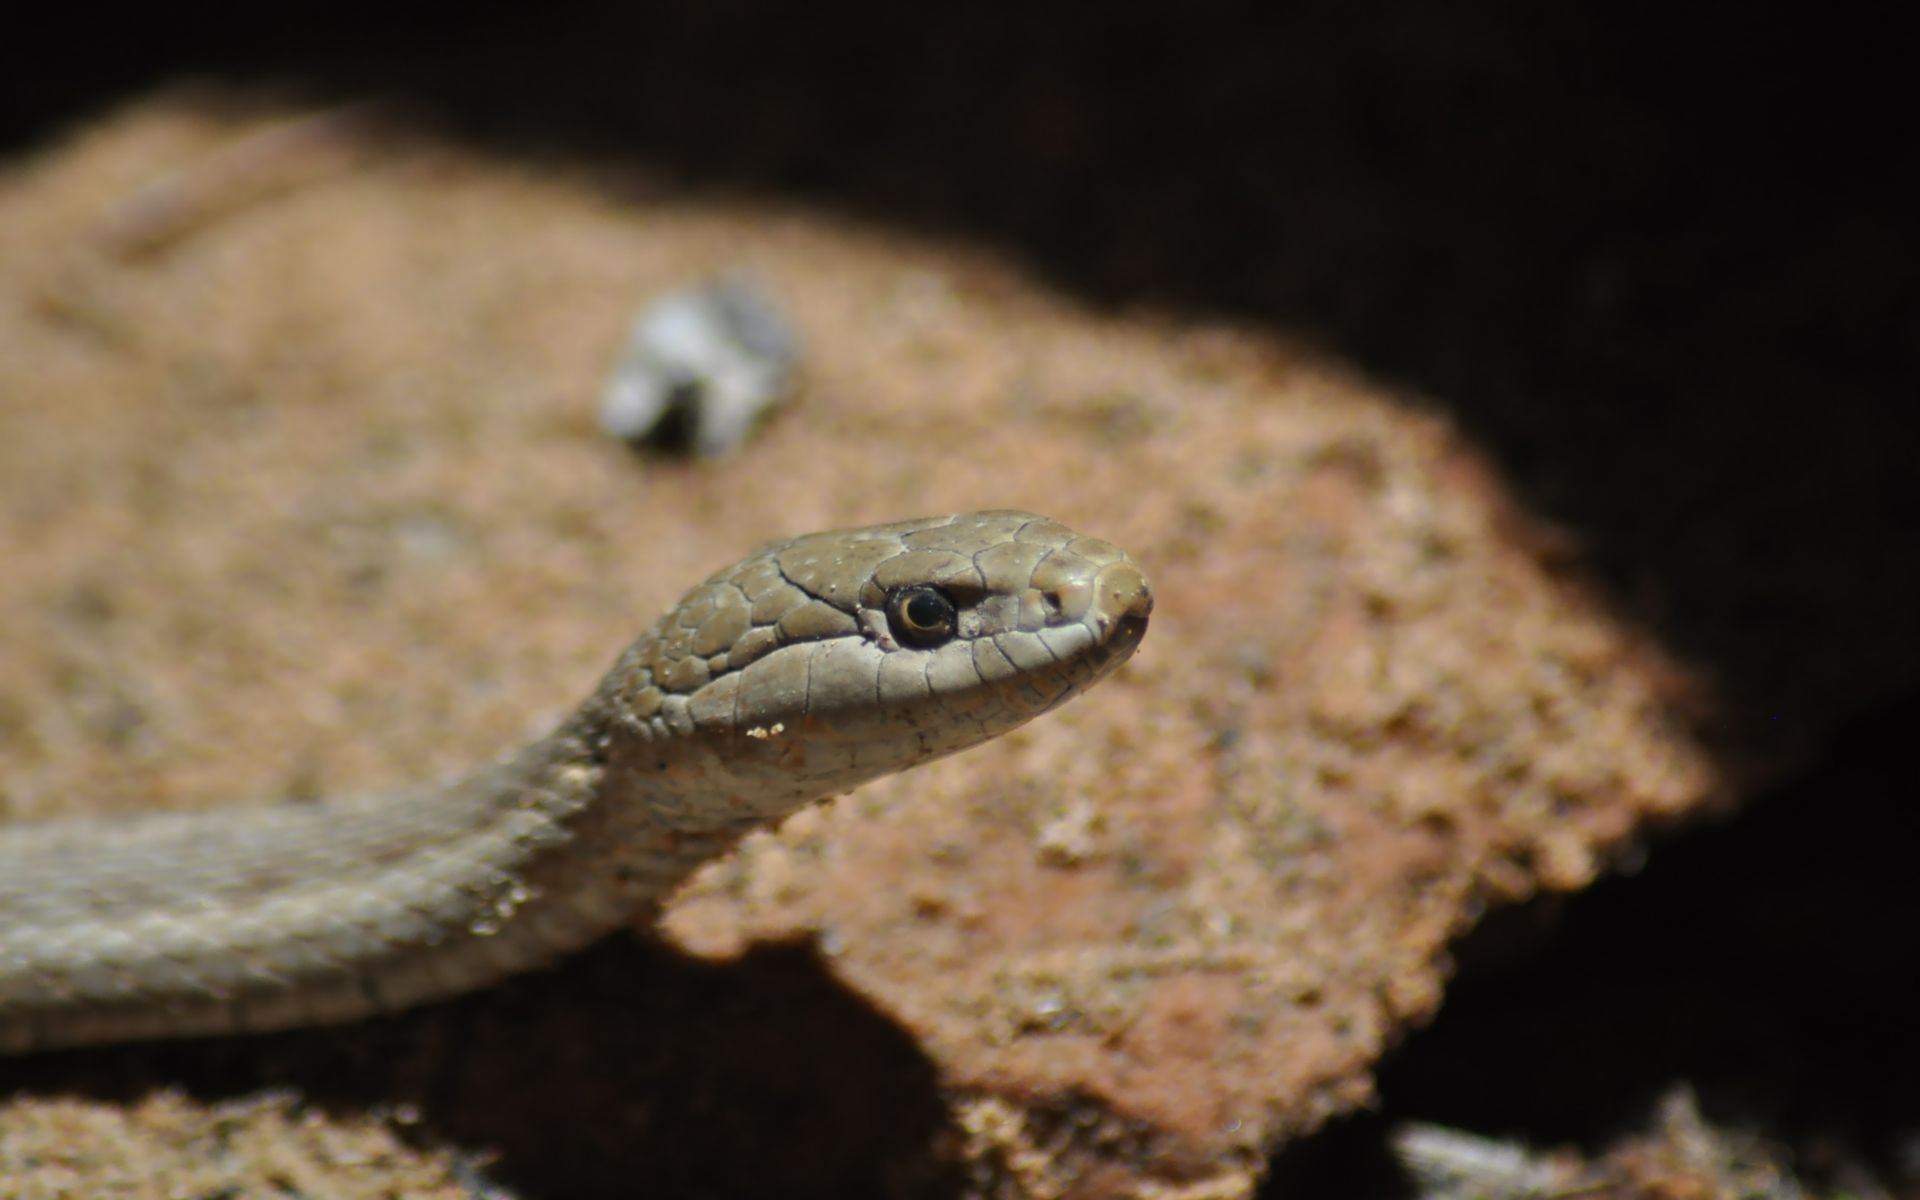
left=0, top=511, right=1151, bottom=1053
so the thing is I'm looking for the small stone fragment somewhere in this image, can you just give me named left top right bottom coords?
left=598, top=276, right=798, bottom=456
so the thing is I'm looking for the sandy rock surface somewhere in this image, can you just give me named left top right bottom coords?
left=0, top=97, right=1716, bottom=1198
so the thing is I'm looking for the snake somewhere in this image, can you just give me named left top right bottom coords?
left=0, top=511, right=1151, bottom=1054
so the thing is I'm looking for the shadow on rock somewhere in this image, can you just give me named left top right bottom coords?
left=14, top=938, right=964, bottom=1199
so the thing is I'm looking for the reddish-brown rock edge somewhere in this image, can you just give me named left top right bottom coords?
left=0, top=97, right=1717, bottom=1199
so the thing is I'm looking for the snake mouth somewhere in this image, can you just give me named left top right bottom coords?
left=1085, top=604, right=1150, bottom=675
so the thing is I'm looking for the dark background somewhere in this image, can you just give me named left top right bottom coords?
left=9, top=3, right=1915, bottom=1192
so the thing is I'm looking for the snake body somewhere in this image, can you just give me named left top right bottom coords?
left=0, top=511, right=1151, bottom=1053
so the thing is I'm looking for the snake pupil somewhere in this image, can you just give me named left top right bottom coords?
left=889, top=586, right=956, bottom=647
left=906, top=593, right=943, bottom=627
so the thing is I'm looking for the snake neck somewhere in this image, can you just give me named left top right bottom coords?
left=0, top=703, right=761, bottom=1052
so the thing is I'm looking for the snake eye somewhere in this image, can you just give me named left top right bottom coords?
left=886, top=586, right=958, bottom=647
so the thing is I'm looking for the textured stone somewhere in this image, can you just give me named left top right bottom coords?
left=0, top=96, right=1715, bottom=1198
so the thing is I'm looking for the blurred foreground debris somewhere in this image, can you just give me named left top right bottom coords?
left=1390, top=1088, right=1828, bottom=1200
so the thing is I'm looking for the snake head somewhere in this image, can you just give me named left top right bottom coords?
left=613, top=511, right=1152, bottom=817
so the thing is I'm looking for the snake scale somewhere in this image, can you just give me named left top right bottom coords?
left=0, top=511, right=1151, bottom=1053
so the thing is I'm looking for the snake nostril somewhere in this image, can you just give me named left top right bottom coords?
left=1114, top=612, right=1150, bottom=644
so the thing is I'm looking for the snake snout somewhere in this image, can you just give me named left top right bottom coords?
left=1093, top=560, right=1153, bottom=652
